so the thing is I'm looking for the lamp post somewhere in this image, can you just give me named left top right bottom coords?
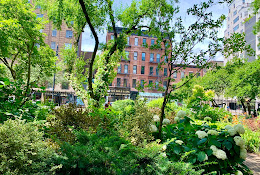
left=52, top=44, right=58, bottom=100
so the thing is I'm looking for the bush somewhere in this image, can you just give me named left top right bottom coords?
left=242, top=128, right=260, bottom=153
left=161, top=117, right=252, bottom=174
left=115, top=99, right=154, bottom=145
left=56, top=130, right=202, bottom=175
left=0, top=119, right=59, bottom=174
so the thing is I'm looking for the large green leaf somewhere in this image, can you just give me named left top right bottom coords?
left=197, top=151, right=206, bottom=162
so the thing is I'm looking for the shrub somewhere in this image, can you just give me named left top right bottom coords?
left=56, top=130, right=202, bottom=175
left=161, top=117, right=252, bottom=174
left=0, top=119, right=59, bottom=174
left=242, top=128, right=260, bottom=153
left=115, top=99, right=154, bottom=145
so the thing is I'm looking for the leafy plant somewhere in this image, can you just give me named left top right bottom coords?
left=242, top=128, right=260, bottom=153
left=0, top=118, right=60, bottom=174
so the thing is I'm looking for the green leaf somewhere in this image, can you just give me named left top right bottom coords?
left=206, top=149, right=213, bottom=156
left=197, top=151, right=206, bottom=162
left=197, top=138, right=207, bottom=145
left=209, top=139, right=221, bottom=147
left=173, top=146, right=181, bottom=154
left=223, top=141, right=232, bottom=150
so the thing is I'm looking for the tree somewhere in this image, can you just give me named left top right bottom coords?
left=0, top=0, right=57, bottom=100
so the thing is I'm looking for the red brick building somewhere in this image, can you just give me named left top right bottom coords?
left=107, top=27, right=204, bottom=101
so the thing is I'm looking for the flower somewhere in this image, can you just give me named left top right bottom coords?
left=204, top=154, right=208, bottom=161
left=174, top=117, right=180, bottom=122
left=175, top=140, right=184, bottom=145
left=235, top=170, right=243, bottom=175
left=162, top=145, right=167, bottom=151
left=225, top=125, right=233, bottom=130
left=207, top=130, right=218, bottom=136
left=228, top=128, right=237, bottom=136
left=153, top=115, right=160, bottom=122
left=240, top=148, right=247, bottom=159
left=150, top=125, right=158, bottom=132
left=204, top=117, right=212, bottom=122
left=163, top=118, right=170, bottom=125
left=161, top=153, right=167, bottom=157
left=176, top=110, right=186, bottom=118
left=215, top=149, right=227, bottom=160
left=234, top=136, right=245, bottom=147
left=210, top=145, right=218, bottom=154
left=195, top=131, right=208, bottom=139
left=234, top=124, right=245, bottom=135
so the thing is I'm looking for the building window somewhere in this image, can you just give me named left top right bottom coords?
left=142, top=52, right=146, bottom=61
left=189, top=71, right=193, bottom=76
left=164, top=56, right=168, bottom=63
left=135, top=37, right=138, bottom=46
left=52, top=29, right=57, bottom=37
left=155, top=80, right=159, bottom=89
left=134, top=52, right=138, bottom=60
left=243, top=0, right=245, bottom=3
left=118, top=64, right=122, bottom=73
left=127, top=37, right=130, bottom=45
left=151, top=39, right=155, bottom=45
left=181, top=71, right=185, bottom=78
left=164, top=68, right=167, bottom=76
left=61, top=82, right=69, bottom=89
left=156, top=54, right=160, bottom=63
left=66, top=30, right=73, bottom=38
left=233, top=24, right=239, bottom=32
left=150, top=53, right=154, bottom=62
left=149, top=67, right=153, bottom=75
left=163, top=81, right=167, bottom=89
left=141, top=66, right=145, bottom=74
left=143, top=38, right=146, bottom=46
left=133, top=65, right=137, bottom=74
left=233, top=10, right=237, bottom=16
left=117, top=78, right=121, bottom=87
left=141, top=80, right=144, bottom=88
left=124, top=79, right=127, bottom=87
left=132, top=79, right=136, bottom=88
left=51, top=42, right=56, bottom=49
left=125, top=51, right=129, bottom=59
left=156, top=67, right=159, bottom=76
left=149, top=80, right=153, bottom=85
left=124, top=65, right=128, bottom=73
left=111, top=35, right=114, bottom=40
left=65, top=43, right=72, bottom=49
left=173, top=72, right=177, bottom=78
left=233, top=16, right=239, bottom=24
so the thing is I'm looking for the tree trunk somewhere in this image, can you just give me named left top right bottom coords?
left=240, top=99, right=247, bottom=114
left=247, top=100, right=251, bottom=116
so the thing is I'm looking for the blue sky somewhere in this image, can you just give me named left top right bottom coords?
left=81, top=0, right=228, bottom=60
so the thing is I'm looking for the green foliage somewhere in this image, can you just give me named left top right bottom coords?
left=161, top=118, right=252, bottom=174
left=112, top=99, right=135, bottom=114
left=115, top=99, right=154, bottom=146
left=242, top=128, right=260, bottom=153
left=0, top=118, right=60, bottom=174
left=196, top=105, right=232, bottom=122
left=56, top=130, right=202, bottom=175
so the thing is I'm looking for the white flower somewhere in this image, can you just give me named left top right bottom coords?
left=215, top=149, right=227, bottom=160
left=174, top=117, right=180, bottom=122
left=195, top=131, right=208, bottom=139
left=204, top=154, right=208, bottom=161
left=240, top=148, right=247, bottom=159
left=234, top=124, right=245, bottom=135
left=207, top=130, right=218, bottom=136
left=161, top=152, right=167, bottom=157
left=153, top=115, right=160, bottom=122
left=225, top=125, right=233, bottom=130
left=176, top=110, right=186, bottom=118
left=235, top=170, right=243, bottom=175
left=163, top=118, right=170, bottom=125
left=162, top=145, right=167, bottom=151
left=150, top=125, right=158, bottom=132
left=210, top=145, right=218, bottom=154
left=234, top=136, right=245, bottom=147
left=175, top=140, right=184, bottom=145
left=228, top=128, right=237, bottom=136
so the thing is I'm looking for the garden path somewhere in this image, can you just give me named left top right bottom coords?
left=244, top=153, right=260, bottom=175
